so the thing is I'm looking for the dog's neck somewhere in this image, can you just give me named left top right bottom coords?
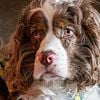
left=18, top=80, right=75, bottom=99
left=23, top=80, right=78, bottom=100
left=31, top=79, right=77, bottom=92
left=18, top=80, right=100, bottom=100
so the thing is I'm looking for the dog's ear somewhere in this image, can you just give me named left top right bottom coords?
left=8, top=7, right=29, bottom=66
left=6, top=7, right=34, bottom=92
left=77, top=1, right=100, bottom=88
left=83, top=4, right=100, bottom=84
left=66, top=0, right=100, bottom=88
left=82, top=1, right=100, bottom=56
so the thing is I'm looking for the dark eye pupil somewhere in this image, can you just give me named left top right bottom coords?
left=34, top=32, right=38, bottom=36
left=32, top=31, right=37, bottom=36
left=66, top=29, right=70, bottom=34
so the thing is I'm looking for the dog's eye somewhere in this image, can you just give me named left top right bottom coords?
left=32, top=31, right=38, bottom=36
left=31, top=30, right=45, bottom=40
left=65, top=28, right=73, bottom=36
left=31, top=31, right=41, bottom=39
left=64, top=26, right=75, bottom=37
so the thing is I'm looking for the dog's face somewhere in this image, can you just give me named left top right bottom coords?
left=7, top=0, right=100, bottom=91
left=26, top=0, right=81, bottom=81
left=33, top=8, right=80, bottom=81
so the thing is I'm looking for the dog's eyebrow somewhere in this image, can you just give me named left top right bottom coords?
left=67, top=6, right=82, bottom=25
left=29, top=11, right=47, bottom=22
left=29, top=11, right=48, bottom=32
left=53, top=17, right=74, bottom=28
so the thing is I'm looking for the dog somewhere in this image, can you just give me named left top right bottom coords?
left=6, top=0, right=100, bottom=100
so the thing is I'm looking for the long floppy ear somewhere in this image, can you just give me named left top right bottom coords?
left=77, top=0, right=100, bottom=88
left=65, top=0, right=100, bottom=89
left=81, top=0, right=100, bottom=64
left=6, top=6, right=34, bottom=93
left=82, top=4, right=100, bottom=83
left=78, top=0, right=100, bottom=69
left=7, top=0, right=46, bottom=94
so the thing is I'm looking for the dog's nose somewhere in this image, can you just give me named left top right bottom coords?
left=38, top=50, right=56, bottom=66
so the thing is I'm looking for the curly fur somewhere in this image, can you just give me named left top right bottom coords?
left=6, top=0, right=100, bottom=99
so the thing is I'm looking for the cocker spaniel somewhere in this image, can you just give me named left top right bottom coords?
left=6, top=0, right=100, bottom=100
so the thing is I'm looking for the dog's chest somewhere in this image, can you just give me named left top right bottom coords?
left=35, top=85, right=100, bottom=100
left=21, top=81, right=76, bottom=100
left=19, top=81, right=100, bottom=100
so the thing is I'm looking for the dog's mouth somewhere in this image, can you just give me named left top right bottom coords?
left=40, top=72, right=65, bottom=81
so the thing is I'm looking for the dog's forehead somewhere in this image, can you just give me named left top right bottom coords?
left=29, top=0, right=84, bottom=30
left=29, top=0, right=84, bottom=19
left=42, top=0, right=82, bottom=9
left=29, top=0, right=83, bottom=7
left=55, top=0, right=83, bottom=5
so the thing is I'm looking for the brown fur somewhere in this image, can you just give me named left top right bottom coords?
left=6, top=0, right=100, bottom=99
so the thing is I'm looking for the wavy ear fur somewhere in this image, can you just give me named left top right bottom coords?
left=76, top=1, right=100, bottom=89
left=6, top=7, right=35, bottom=93
left=6, top=1, right=46, bottom=93
left=81, top=2, right=100, bottom=66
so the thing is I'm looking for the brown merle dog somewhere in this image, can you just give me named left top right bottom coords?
left=6, top=0, right=100, bottom=100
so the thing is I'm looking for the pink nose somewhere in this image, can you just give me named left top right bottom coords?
left=38, top=50, right=56, bottom=66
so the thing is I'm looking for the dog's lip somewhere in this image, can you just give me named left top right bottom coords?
left=40, top=72, right=64, bottom=80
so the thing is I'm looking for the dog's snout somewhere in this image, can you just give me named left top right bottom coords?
left=38, top=50, right=56, bottom=66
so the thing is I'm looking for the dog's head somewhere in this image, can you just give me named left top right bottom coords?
left=7, top=0, right=100, bottom=92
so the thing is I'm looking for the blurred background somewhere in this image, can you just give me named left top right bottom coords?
left=0, top=0, right=31, bottom=43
